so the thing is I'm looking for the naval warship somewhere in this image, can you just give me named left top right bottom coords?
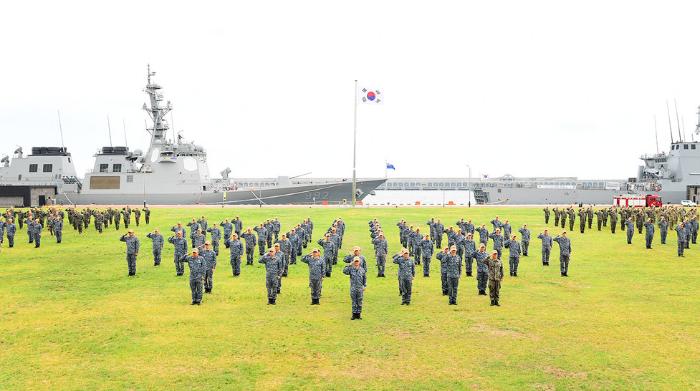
left=374, top=122, right=700, bottom=205
left=0, top=67, right=386, bottom=207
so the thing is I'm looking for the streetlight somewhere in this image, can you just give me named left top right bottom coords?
left=465, top=164, right=471, bottom=208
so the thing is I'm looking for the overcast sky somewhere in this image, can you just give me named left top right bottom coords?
left=2, top=0, right=700, bottom=180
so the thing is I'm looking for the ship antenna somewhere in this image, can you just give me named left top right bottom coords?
left=666, top=100, right=675, bottom=143
left=107, top=115, right=113, bottom=147
left=57, top=110, right=65, bottom=150
left=695, top=105, right=700, bottom=138
left=674, top=99, right=683, bottom=142
left=123, top=118, right=128, bottom=147
left=170, top=111, right=176, bottom=142
left=654, top=115, right=659, bottom=153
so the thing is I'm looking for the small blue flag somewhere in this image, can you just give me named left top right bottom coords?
left=386, top=163, right=396, bottom=170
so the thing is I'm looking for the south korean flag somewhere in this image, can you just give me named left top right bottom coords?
left=359, top=87, right=383, bottom=104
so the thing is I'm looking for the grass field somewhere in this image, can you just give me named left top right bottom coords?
left=0, top=206, right=698, bottom=390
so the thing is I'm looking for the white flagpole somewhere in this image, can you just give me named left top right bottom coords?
left=384, top=161, right=387, bottom=179
left=352, top=80, right=358, bottom=208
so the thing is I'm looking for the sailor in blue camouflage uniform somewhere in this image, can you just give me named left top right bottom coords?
left=31, top=218, right=42, bottom=248
left=120, top=229, right=140, bottom=276
left=372, top=232, right=388, bottom=277
left=426, top=218, right=437, bottom=244
left=490, top=217, right=503, bottom=232
left=476, top=224, right=489, bottom=247
left=254, top=224, right=267, bottom=256
left=658, top=217, right=669, bottom=245
left=5, top=219, right=15, bottom=248
left=433, top=219, right=444, bottom=248
left=289, top=228, right=301, bottom=263
left=187, top=219, right=199, bottom=248
left=192, top=228, right=206, bottom=251
left=241, top=228, right=256, bottom=265
left=329, top=227, right=341, bottom=264
left=625, top=217, right=635, bottom=244
left=502, top=220, right=512, bottom=240
left=265, top=220, right=274, bottom=248
left=675, top=222, right=686, bottom=256
left=273, top=243, right=285, bottom=293
left=505, top=234, right=521, bottom=277
left=171, top=223, right=186, bottom=241
left=207, top=224, right=221, bottom=255
left=410, top=228, right=423, bottom=264
left=419, top=234, right=433, bottom=277
left=259, top=248, right=284, bottom=305
left=463, top=233, right=476, bottom=277
left=393, top=249, right=416, bottom=305
left=229, top=233, right=243, bottom=276
left=489, top=228, right=504, bottom=259
left=233, top=216, right=243, bottom=236
left=180, top=248, right=206, bottom=305
left=146, top=228, right=164, bottom=266
left=221, top=219, right=233, bottom=248
left=53, top=216, right=63, bottom=244
left=475, top=244, right=489, bottom=295
left=444, top=246, right=462, bottom=305
left=436, top=247, right=449, bottom=295
left=464, top=219, right=475, bottom=236
left=553, top=231, right=572, bottom=277
left=343, top=256, right=367, bottom=320
left=276, top=234, right=292, bottom=277
left=537, top=229, right=553, bottom=266
left=643, top=218, right=655, bottom=249
left=518, top=224, right=530, bottom=256
left=344, top=246, right=368, bottom=275
left=318, top=233, right=337, bottom=277
left=201, top=241, right=217, bottom=293
left=272, top=218, right=281, bottom=242
left=0, top=219, right=4, bottom=247
left=168, top=230, right=188, bottom=276
left=301, top=249, right=326, bottom=305
left=26, top=215, right=34, bottom=244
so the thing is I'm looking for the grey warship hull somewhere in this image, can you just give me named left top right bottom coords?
left=54, top=179, right=386, bottom=206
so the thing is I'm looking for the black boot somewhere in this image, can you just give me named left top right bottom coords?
left=271, top=298, right=276, bottom=305
left=495, top=300, right=500, bottom=306
left=467, top=272, right=472, bottom=277
left=478, top=290, right=485, bottom=295
left=268, top=298, right=273, bottom=305
left=490, top=299, right=495, bottom=306
left=356, top=312, right=362, bottom=320
left=351, top=313, right=357, bottom=320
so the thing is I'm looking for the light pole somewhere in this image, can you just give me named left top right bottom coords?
left=465, top=164, right=471, bottom=208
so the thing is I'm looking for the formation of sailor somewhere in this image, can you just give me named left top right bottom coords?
left=543, top=205, right=697, bottom=257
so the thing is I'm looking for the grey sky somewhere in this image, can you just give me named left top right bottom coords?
left=2, top=0, right=700, bottom=180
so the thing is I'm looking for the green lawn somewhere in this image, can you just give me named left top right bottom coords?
left=0, top=207, right=698, bottom=390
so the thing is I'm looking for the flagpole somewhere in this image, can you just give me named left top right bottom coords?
left=352, top=79, right=358, bottom=208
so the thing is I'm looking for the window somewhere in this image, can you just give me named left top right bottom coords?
left=127, top=175, right=133, bottom=183
left=99, top=164, right=108, bottom=173
left=692, top=144, right=697, bottom=150
left=29, top=164, right=37, bottom=172
left=684, top=144, right=689, bottom=150
left=43, top=164, right=52, bottom=172
left=113, top=164, right=122, bottom=173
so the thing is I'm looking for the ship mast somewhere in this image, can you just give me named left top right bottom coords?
left=142, top=65, right=172, bottom=149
